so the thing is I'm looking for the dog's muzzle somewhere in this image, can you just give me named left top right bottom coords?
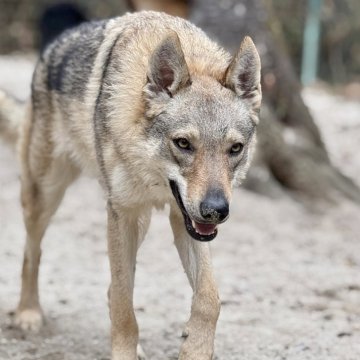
left=169, top=180, right=218, bottom=242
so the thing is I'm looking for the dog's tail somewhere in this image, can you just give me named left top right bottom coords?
left=0, top=90, right=25, bottom=146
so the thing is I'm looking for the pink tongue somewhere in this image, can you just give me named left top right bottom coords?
left=194, top=222, right=217, bottom=235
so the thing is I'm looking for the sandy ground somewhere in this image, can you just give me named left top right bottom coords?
left=0, top=55, right=360, bottom=360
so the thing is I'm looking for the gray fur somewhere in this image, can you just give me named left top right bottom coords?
left=93, top=30, right=125, bottom=194
left=45, top=20, right=107, bottom=100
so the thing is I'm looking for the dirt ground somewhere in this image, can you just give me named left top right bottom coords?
left=0, top=55, right=360, bottom=360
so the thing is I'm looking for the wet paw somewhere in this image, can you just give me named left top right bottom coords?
left=14, top=308, right=43, bottom=332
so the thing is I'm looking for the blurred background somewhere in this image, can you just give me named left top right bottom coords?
left=0, top=1, right=359, bottom=360
left=0, top=0, right=359, bottom=86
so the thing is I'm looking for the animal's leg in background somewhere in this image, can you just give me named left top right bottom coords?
left=16, top=156, right=78, bottom=331
left=170, top=205, right=221, bottom=360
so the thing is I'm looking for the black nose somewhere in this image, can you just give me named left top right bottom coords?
left=200, top=189, right=229, bottom=222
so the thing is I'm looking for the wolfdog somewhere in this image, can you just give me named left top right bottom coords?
left=0, top=11, right=261, bottom=360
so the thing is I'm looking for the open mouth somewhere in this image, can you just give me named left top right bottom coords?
left=169, top=180, right=218, bottom=242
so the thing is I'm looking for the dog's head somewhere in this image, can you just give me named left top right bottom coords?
left=144, top=33, right=261, bottom=241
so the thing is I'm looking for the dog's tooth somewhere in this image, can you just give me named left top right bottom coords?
left=212, top=225, right=218, bottom=234
left=192, top=220, right=201, bottom=234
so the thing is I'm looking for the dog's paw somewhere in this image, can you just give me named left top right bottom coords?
left=137, top=344, right=147, bottom=360
left=14, top=308, right=43, bottom=332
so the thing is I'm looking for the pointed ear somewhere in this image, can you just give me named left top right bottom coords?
left=225, top=36, right=261, bottom=109
left=147, top=32, right=190, bottom=97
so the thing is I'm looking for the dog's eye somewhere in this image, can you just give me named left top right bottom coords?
left=174, top=138, right=192, bottom=151
left=230, top=143, right=244, bottom=155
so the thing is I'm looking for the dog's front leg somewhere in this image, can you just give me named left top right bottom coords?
left=107, top=203, right=149, bottom=360
left=170, top=206, right=221, bottom=360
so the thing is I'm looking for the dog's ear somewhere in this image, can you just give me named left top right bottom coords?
left=147, top=32, right=190, bottom=97
left=225, top=36, right=261, bottom=110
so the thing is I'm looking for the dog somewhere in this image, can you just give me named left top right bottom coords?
left=0, top=11, right=261, bottom=360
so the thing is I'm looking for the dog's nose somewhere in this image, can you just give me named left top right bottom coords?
left=200, top=190, right=229, bottom=222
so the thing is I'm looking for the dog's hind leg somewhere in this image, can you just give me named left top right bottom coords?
left=14, top=109, right=79, bottom=331
left=15, top=155, right=78, bottom=331
left=170, top=205, right=221, bottom=360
